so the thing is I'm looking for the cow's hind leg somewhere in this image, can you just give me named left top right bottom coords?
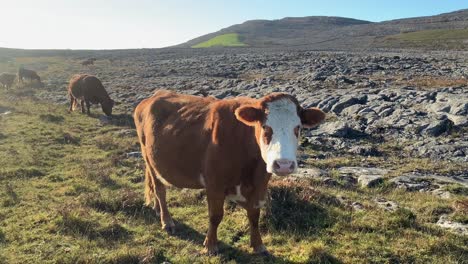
left=144, top=168, right=160, bottom=216
left=85, top=100, right=91, bottom=115
left=80, top=100, right=86, bottom=114
left=154, top=177, right=175, bottom=234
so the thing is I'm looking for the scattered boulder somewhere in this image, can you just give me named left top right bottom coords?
left=436, top=215, right=468, bottom=236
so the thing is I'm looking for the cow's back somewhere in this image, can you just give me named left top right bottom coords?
left=135, top=90, right=218, bottom=188
left=0, top=73, right=15, bottom=86
left=69, top=74, right=109, bottom=103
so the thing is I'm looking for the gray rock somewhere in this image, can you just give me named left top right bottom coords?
left=390, top=176, right=432, bottom=191
left=348, top=145, right=380, bottom=156
left=446, top=114, right=468, bottom=127
left=436, top=215, right=468, bottom=236
left=126, top=152, right=142, bottom=158
left=338, top=167, right=388, bottom=176
left=351, top=202, right=365, bottom=211
left=331, top=95, right=367, bottom=114
left=292, top=168, right=327, bottom=178
left=115, top=129, right=137, bottom=138
left=310, top=121, right=363, bottom=138
left=358, top=175, right=384, bottom=188
left=374, top=198, right=399, bottom=211
left=421, top=118, right=453, bottom=137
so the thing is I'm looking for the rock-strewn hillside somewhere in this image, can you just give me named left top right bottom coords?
left=1, top=47, right=467, bottom=262
left=10, top=48, right=464, bottom=175
left=179, top=9, right=468, bottom=50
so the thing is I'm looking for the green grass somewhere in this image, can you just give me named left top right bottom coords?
left=0, top=91, right=467, bottom=263
left=395, top=28, right=468, bottom=41
left=381, top=28, right=468, bottom=50
left=192, top=33, right=247, bottom=48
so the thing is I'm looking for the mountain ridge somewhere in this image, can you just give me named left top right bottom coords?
left=178, top=9, right=468, bottom=50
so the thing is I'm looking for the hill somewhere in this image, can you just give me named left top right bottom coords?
left=179, top=9, right=468, bottom=50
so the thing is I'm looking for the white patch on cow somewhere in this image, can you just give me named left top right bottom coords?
left=254, top=199, right=267, bottom=209
left=199, top=174, right=205, bottom=187
left=226, top=185, right=246, bottom=203
left=260, top=99, right=301, bottom=174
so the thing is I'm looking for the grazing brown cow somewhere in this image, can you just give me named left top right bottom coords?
left=68, top=74, right=114, bottom=116
left=17, top=67, right=41, bottom=84
left=134, top=90, right=325, bottom=255
left=81, top=58, right=96, bottom=66
left=0, top=73, right=16, bottom=89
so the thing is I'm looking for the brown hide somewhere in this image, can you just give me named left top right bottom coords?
left=134, top=89, right=325, bottom=254
left=67, top=74, right=114, bottom=116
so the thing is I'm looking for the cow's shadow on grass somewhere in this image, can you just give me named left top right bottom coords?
left=88, top=112, right=135, bottom=128
left=171, top=220, right=282, bottom=263
left=264, top=185, right=335, bottom=235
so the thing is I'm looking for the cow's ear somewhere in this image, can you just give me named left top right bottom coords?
left=300, top=107, right=325, bottom=128
left=235, top=106, right=264, bottom=126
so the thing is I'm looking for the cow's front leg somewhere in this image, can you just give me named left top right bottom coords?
left=85, top=100, right=91, bottom=115
left=204, top=194, right=224, bottom=255
left=80, top=100, right=86, bottom=114
left=246, top=206, right=269, bottom=255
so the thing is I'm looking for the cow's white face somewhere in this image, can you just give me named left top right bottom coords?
left=235, top=94, right=326, bottom=176
left=260, top=99, right=301, bottom=175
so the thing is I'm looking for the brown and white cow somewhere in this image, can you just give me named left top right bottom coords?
left=134, top=90, right=325, bottom=255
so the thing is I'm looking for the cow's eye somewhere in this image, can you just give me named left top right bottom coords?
left=294, top=125, right=301, bottom=137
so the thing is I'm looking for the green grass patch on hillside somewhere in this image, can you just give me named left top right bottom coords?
left=0, top=91, right=467, bottom=263
left=380, top=28, right=468, bottom=50
left=192, top=33, right=247, bottom=48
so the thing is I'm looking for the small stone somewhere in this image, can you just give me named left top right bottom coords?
left=322, top=177, right=339, bottom=186
left=351, top=202, right=365, bottom=211
left=374, top=198, right=399, bottom=211
left=436, top=215, right=468, bottom=236
left=358, top=175, right=384, bottom=188
left=126, top=152, right=142, bottom=158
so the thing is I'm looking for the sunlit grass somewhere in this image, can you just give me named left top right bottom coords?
left=192, top=33, right=247, bottom=48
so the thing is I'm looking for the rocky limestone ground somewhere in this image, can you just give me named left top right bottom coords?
left=3, top=48, right=467, bottom=235
left=34, top=49, right=467, bottom=164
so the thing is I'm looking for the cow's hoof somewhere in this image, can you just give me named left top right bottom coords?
left=202, top=246, right=219, bottom=256
left=203, top=239, right=219, bottom=256
left=163, top=225, right=175, bottom=235
left=254, top=245, right=271, bottom=257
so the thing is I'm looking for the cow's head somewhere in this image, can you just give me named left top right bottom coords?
left=102, top=98, right=115, bottom=116
left=235, top=94, right=325, bottom=176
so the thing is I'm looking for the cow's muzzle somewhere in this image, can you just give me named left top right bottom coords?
left=272, top=159, right=296, bottom=176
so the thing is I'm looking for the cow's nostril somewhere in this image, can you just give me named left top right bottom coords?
left=289, top=162, right=295, bottom=171
left=273, top=160, right=281, bottom=170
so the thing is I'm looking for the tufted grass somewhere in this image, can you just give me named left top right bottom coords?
left=0, top=91, right=467, bottom=263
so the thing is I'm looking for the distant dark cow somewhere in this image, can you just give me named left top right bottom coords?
left=134, top=90, right=325, bottom=255
left=81, top=58, right=97, bottom=66
left=68, top=74, right=114, bottom=116
left=17, top=67, right=41, bottom=84
left=0, top=73, right=16, bottom=89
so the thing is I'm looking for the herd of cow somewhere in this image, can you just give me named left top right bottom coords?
left=0, top=67, right=42, bottom=89
left=1, top=67, right=326, bottom=256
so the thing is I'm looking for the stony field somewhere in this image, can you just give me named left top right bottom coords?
left=0, top=48, right=467, bottom=263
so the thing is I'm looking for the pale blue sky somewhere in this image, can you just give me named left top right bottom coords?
left=1, top=0, right=467, bottom=49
